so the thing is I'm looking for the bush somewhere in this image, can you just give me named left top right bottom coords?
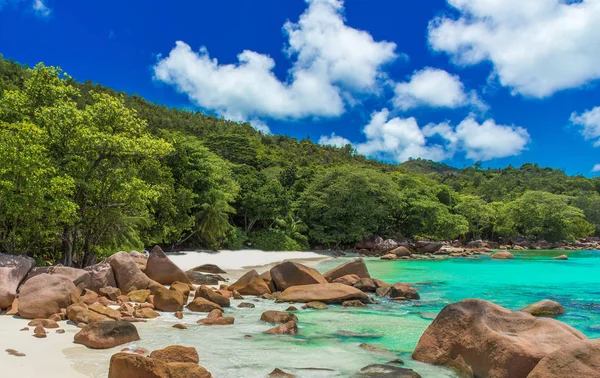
left=224, top=227, right=248, bottom=250
left=248, top=230, right=304, bottom=251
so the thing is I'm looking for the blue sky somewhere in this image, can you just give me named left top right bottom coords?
left=1, top=0, right=599, bottom=175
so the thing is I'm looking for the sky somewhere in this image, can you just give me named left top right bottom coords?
left=1, top=0, right=599, bottom=175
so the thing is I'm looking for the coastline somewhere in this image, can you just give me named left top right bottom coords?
left=1, top=249, right=333, bottom=378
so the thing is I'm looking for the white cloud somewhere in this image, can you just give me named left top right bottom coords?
left=393, top=67, right=485, bottom=111
left=32, top=0, right=50, bottom=17
left=318, top=133, right=352, bottom=148
left=154, top=0, right=397, bottom=122
left=249, top=119, right=271, bottom=135
left=593, top=164, right=600, bottom=173
left=570, top=106, right=600, bottom=147
left=428, top=0, right=600, bottom=98
left=319, top=109, right=530, bottom=162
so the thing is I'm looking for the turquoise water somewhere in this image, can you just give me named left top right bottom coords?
left=70, top=250, right=600, bottom=377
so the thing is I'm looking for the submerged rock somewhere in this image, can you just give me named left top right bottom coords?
left=527, top=339, right=600, bottom=378
left=269, top=368, right=295, bottom=377
left=412, top=299, right=587, bottom=378
left=521, top=300, right=566, bottom=317
left=552, top=254, right=568, bottom=260
left=264, top=320, right=298, bottom=335
left=355, top=364, right=421, bottom=378
left=491, top=251, right=515, bottom=259
left=302, top=301, right=328, bottom=310
left=260, top=310, right=298, bottom=324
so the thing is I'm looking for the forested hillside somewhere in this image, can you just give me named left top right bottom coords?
left=1, top=57, right=599, bottom=266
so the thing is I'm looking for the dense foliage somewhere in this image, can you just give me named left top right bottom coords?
left=1, top=57, right=599, bottom=265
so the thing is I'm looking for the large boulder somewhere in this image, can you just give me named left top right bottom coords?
left=109, top=252, right=157, bottom=293
left=128, top=251, right=148, bottom=271
left=527, top=339, right=600, bottom=378
left=269, top=261, right=327, bottom=291
left=332, top=274, right=361, bottom=286
left=386, top=283, right=420, bottom=300
left=260, top=310, right=298, bottom=324
left=74, top=321, right=140, bottom=349
left=186, top=297, right=223, bottom=313
left=0, top=253, right=35, bottom=309
left=412, top=299, right=588, bottom=378
left=85, top=260, right=116, bottom=292
left=18, top=274, right=79, bottom=319
left=323, top=258, right=370, bottom=282
left=260, top=270, right=276, bottom=292
left=185, top=271, right=221, bottom=285
left=153, top=286, right=185, bottom=312
left=278, top=283, right=370, bottom=304
left=108, top=352, right=212, bottom=378
left=228, top=269, right=271, bottom=296
left=492, top=251, right=515, bottom=260
left=26, top=266, right=91, bottom=293
left=144, top=246, right=190, bottom=285
left=195, top=285, right=230, bottom=308
left=264, top=320, right=298, bottom=335
left=390, top=246, right=412, bottom=257
left=521, top=300, right=566, bottom=317
left=190, top=264, right=226, bottom=274
left=375, top=239, right=398, bottom=252
left=150, top=345, right=199, bottom=363
left=414, top=241, right=442, bottom=254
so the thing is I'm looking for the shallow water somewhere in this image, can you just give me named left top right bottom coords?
left=68, top=250, right=600, bottom=377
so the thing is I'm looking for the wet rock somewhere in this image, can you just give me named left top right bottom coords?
left=186, top=297, right=223, bottom=313
left=414, top=241, right=442, bottom=254
left=278, top=283, right=369, bottom=304
left=261, top=310, right=298, bottom=324
left=264, top=320, right=298, bottom=335
left=175, top=311, right=183, bottom=319
left=491, top=251, right=515, bottom=259
left=323, top=258, right=370, bottom=281
left=269, top=368, right=295, bottom=377
left=332, top=274, right=361, bottom=286
left=195, top=285, right=230, bottom=307
left=173, top=323, right=187, bottom=330
left=412, top=299, right=588, bottom=378
left=380, top=254, right=397, bottom=261
left=269, top=261, right=327, bottom=291
left=334, top=330, right=383, bottom=338
left=354, top=278, right=377, bottom=293
left=6, top=348, right=26, bottom=357
left=342, top=300, right=367, bottom=308
left=228, top=269, right=271, bottom=296
left=286, top=306, right=298, bottom=311
left=359, top=343, right=393, bottom=355
left=390, top=246, right=412, bottom=257
left=145, top=245, right=190, bottom=285
left=74, top=321, right=140, bottom=349
left=150, top=345, right=199, bottom=363
left=56, top=329, right=65, bottom=334
left=20, top=327, right=29, bottom=331
left=552, top=254, right=568, bottom=260
left=527, top=339, right=600, bottom=378
left=18, top=274, right=79, bottom=319
left=198, top=316, right=235, bottom=325
left=133, top=308, right=160, bottom=319
left=153, top=286, right=185, bottom=312
left=191, top=264, right=226, bottom=274
left=237, top=302, right=255, bottom=308
left=28, top=319, right=59, bottom=328
left=33, top=324, right=47, bottom=338
left=302, top=301, right=328, bottom=310
left=386, top=283, right=420, bottom=300
left=521, top=300, right=566, bottom=317
left=185, top=270, right=221, bottom=285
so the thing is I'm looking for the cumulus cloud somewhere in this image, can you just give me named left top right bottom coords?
left=428, top=0, right=600, bottom=98
left=319, top=109, right=530, bottom=162
left=154, top=0, right=398, bottom=125
left=571, top=106, right=600, bottom=147
left=393, top=67, right=485, bottom=111
left=32, top=0, right=50, bottom=17
left=593, top=164, right=600, bottom=173
left=318, top=133, right=352, bottom=148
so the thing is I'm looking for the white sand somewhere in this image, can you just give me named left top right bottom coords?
left=0, top=249, right=331, bottom=378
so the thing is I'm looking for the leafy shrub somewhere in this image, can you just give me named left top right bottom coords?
left=248, top=230, right=304, bottom=251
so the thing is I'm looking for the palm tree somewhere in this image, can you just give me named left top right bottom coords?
left=197, top=191, right=235, bottom=247
left=274, top=214, right=308, bottom=244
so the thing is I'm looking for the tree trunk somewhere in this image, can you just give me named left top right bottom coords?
left=61, top=226, right=73, bottom=267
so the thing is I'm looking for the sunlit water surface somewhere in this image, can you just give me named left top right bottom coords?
left=68, top=250, right=600, bottom=377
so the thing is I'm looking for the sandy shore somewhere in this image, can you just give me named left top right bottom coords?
left=0, top=249, right=332, bottom=378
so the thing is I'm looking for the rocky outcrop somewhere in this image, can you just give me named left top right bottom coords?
left=74, top=321, right=140, bottom=349
left=323, top=258, right=370, bottom=282
left=0, top=253, right=35, bottom=309
left=153, top=286, right=185, bottom=312
left=195, top=285, right=230, bottom=307
left=269, top=261, right=327, bottom=291
left=144, top=246, right=190, bottom=285
left=228, top=269, right=271, bottom=296
left=414, top=241, right=442, bottom=254
left=260, top=310, right=298, bottom=324
left=412, top=299, right=588, bottom=378
left=85, top=260, right=116, bottom=292
left=278, top=283, right=370, bottom=304
left=521, top=300, right=566, bottom=317
left=109, top=252, right=157, bottom=293
left=526, top=339, right=600, bottom=378
left=18, top=274, right=79, bottom=319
